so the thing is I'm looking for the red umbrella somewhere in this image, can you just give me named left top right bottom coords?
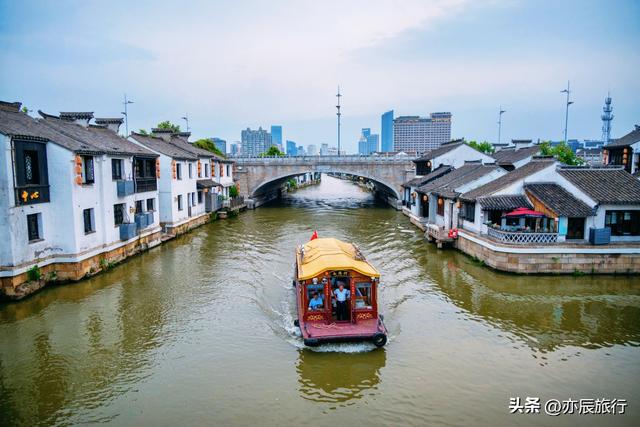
left=502, top=207, right=544, bottom=217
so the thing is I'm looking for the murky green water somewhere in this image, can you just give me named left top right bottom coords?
left=1, top=175, right=639, bottom=426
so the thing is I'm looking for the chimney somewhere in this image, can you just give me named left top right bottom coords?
left=151, top=127, right=173, bottom=142
left=511, top=139, right=532, bottom=150
left=173, top=131, right=191, bottom=142
left=0, top=101, right=22, bottom=113
left=59, top=111, right=94, bottom=127
left=95, top=117, right=124, bottom=133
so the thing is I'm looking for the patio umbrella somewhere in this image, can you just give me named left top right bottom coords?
left=502, top=207, right=544, bottom=217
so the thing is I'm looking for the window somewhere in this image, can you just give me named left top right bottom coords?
left=114, top=203, right=125, bottom=226
left=82, top=156, right=95, bottom=184
left=306, top=283, right=325, bottom=311
left=177, top=194, right=183, bottom=210
left=133, top=157, right=157, bottom=192
left=226, top=165, right=231, bottom=176
left=437, top=197, right=445, bottom=216
left=188, top=163, right=193, bottom=178
left=14, top=139, right=49, bottom=205
left=176, top=163, right=182, bottom=180
left=27, top=213, right=41, bottom=242
left=83, top=208, right=95, bottom=234
left=355, top=283, right=372, bottom=309
left=135, top=200, right=144, bottom=214
left=204, top=164, right=210, bottom=177
left=605, top=210, right=640, bottom=236
left=461, top=202, right=475, bottom=222
left=112, top=159, right=123, bottom=180
left=198, top=191, right=203, bottom=204
left=146, top=198, right=155, bottom=211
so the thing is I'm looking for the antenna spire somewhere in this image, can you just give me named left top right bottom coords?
left=336, top=86, right=342, bottom=156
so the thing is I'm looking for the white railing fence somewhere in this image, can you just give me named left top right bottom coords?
left=487, top=227, right=558, bottom=244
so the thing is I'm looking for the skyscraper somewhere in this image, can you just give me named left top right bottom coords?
left=307, top=144, right=318, bottom=156
left=381, top=110, right=393, bottom=152
left=241, top=127, right=272, bottom=156
left=230, top=142, right=241, bottom=156
left=297, top=145, right=306, bottom=156
left=393, top=112, right=451, bottom=153
left=320, top=143, right=329, bottom=156
left=210, top=137, right=227, bottom=154
left=286, top=140, right=297, bottom=156
left=271, top=125, right=282, bottom=150
left=358, top=128, right=379, bottom=155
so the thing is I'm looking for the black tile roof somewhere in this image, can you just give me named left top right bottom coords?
left=413, top=142, right=464, bottom=162
left=403, top=165, right=453, bottom=187
left=461, top=159, right=556, bottom=201
left=524, top=183, right=593, bottom=217
left=558, top=167, right=640, bottom=204
left=130, top=132, right=198, bottom=160
left=605, top=128, right=640, bottom=148
left=197, top=178, right=221, bottom=188
left=477, top=195, right=532, bottom=210
left=418, top=163, right=501, bottom=198
left=0, top=108, right=94, bottom=152
left=492, top=145, right=540, bottom=166
left=39, top=115, right=157, bottom=157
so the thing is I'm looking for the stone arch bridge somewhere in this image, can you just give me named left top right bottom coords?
left=233, top=155, right=416, bottom=208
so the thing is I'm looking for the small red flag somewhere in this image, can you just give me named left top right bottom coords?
left=310, top=230, right=318, bottom=241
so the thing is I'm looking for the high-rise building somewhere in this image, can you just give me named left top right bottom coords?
left=271, top=125, right=282, bottom=150
left=297, top=145, right=306, bottom=156
left=307, top=144, right=318, bottom=156
left=286, top=140, right=297, bottom=156
left=393, top=112, right=451, bottom=153
left=320, top=143, right=329, bottom=155
left=381, top=110, right=394, bottom=152
left=241, top=127, right=272, bottom=156
left=230, top=142, right=241, bottom=156
left=210, top=137, right=227, bottom=154
left=358, top=128, right=379, bottom=155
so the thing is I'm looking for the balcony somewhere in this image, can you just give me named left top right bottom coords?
left=487, top=227, right=558, bottom=244
left=14, top=185, right=50, bottom=206
left=119, top=223, right=137, bottom=240
left=135, top=177, right=157, bottom=193
left=117, top=180, right=135, bottom=197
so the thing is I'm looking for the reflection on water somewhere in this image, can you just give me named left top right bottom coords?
left=297, top=349, right=386, bottom=405
left=1, top=174, right=639, bottom=426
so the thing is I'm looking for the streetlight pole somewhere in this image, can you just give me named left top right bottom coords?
left=497, top=106, right=505, bottom=145
left=121, top=94, right=134, bottom=137
left=181, top=114, right=190, bottom=132
left=561, top=81, right=573, bottom=143
left=336, top=86, right=341, bottom=156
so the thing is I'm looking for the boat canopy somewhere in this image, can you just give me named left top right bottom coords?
left=296, top=238, right=380, bottom=280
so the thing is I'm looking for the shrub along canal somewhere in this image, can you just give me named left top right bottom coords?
left=1, top=175, right=639, bottom=426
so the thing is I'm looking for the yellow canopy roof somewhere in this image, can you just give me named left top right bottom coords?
left=296, top=237, right=380, bottom=280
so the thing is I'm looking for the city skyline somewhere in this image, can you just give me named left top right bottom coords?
left=1, top=1, right=638, bottom=153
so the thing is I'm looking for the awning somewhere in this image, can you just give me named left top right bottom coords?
left=502, top=207, right=544, bottom=217
left=197, top=179, right=220, bottom=189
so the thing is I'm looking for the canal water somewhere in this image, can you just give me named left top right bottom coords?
left=1, top=175, right=639, bottom=426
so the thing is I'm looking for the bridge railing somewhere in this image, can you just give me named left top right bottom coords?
left=232, top=155, right=416, bottom=164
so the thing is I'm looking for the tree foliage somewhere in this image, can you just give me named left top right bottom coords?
left=156, top=120, right=181, bottom=133
left=539, top=141, right=583, bottom=166
left=260, top=146, right=285, bottom=157
left=193, top=138, right=225, bottom=157
left=466, top=140, right=495, bottom=154
left=229, top=184, right=239, bottom=198
left=138, top=129, right=149, bottom=135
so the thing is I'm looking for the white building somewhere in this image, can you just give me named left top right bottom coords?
left=0, top=102, right=161, bottom=295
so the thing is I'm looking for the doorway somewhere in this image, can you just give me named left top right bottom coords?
left=566, top=217, right=585, bottom=239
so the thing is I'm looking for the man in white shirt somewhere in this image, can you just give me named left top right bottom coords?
left=333, top=282, right=350, bottom=321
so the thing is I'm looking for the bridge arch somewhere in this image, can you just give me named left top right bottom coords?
left=250, top=169, right=401, bottom=199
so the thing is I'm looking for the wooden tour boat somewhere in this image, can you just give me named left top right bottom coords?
left=293, top=236, right=388, bottom=347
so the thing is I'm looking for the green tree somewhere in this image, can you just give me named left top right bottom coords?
left=193, top=138, right=225, bottom=157
left=156, top=120, right=181, bottom=133
left=467, top=140, right=495, bottom=154
left=137, top=129, right=149, bottom=136
left=260, top=146, right=285, bottom=157
left=539, top=141, right=583, bottom=166
left=228, top=184, right=239, bottom=198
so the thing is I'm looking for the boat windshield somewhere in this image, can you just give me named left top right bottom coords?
left=307, top=283, right=324, bottom=311
left=355, top=282, right=373, bottom=309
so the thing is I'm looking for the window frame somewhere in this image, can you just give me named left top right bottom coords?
left=27, top=213, right=42, bottom=242
left=177, top=194, right=183, bottom=211
left=13, top=139, right=50, bottom=205
left=605, top=209, right=640, bottom=236
left=82, top=155, right=95, bottom=184
left=83, top=208, right=95, bottom=234
left=111, top=158, right=124, bottom=180
left=113, top=203, right=125, bottom=226
left=176, top=163, right=182, bottom=180
left=146, top=198, right=155, bottom=211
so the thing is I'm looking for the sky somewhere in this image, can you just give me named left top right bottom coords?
left=1, top=0, right=639, bottom=153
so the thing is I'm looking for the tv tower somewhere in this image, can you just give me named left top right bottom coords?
left=336, top=86, right=342, bottom=156
left=601, top=93, right=613, bottom=144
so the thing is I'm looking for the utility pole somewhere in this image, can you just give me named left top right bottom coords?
left=121, top=94, right=134, bottom=137
left=497, top=106, right=505, bottom=145
left=561, top=81, right=573, bottom=143
left=336, top=86, right=341, bottom=156
left=181, top=114, right=190, bottom=132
